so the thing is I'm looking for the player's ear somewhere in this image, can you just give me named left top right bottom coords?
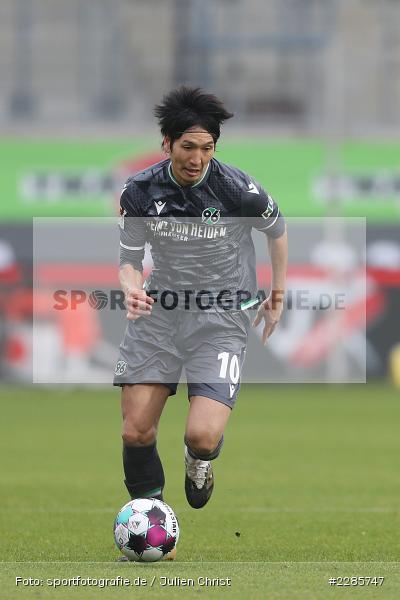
left=163, top=137, right=171, bottom=156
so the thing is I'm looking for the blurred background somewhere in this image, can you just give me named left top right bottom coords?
left=0, top=0, right=399, bottom=385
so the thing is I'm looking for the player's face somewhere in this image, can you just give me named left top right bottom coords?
left=166, top=129, right=215, bottom=186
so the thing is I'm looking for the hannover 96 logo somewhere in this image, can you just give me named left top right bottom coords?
left=114, top=360, right=127, bottom=376
left=202, top=207, right=221, bottom=225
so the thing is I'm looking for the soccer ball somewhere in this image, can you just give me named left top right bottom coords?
left=114, top=498, right=179, bottom=562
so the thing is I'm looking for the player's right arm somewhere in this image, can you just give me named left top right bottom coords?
left=119, top=264, right=153, bottom=321
left=118, top=180, right=154, bottom=320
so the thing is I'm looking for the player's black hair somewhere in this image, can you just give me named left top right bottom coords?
left=154, top=85, right=233, bottom=147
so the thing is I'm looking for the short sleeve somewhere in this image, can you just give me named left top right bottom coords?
left=241, top=179, right=285, bottom=238
left=119, top=180, right=146, bottom=271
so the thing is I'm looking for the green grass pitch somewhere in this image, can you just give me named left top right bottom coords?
left=1, top=384, right=399, bottom=599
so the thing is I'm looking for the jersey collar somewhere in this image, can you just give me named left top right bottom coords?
left=167, top=161, right=211, bottom=189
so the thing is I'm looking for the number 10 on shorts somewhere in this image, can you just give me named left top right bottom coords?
left=218, top=352, right=240, bottom=384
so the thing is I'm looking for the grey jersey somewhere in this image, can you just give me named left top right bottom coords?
left=119, top=157, right=285, bottom=302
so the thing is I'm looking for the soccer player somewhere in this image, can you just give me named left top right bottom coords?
left=114, top=86, right=287, bottom=518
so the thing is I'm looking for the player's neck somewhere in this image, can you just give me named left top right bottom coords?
left=168, top=162, right=210, bottom=188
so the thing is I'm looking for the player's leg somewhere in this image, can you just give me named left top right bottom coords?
left=183, top=319, right=247, bottom=508
left=121, top=383, right=171, bottom=500
left=115, top=305, right=182, bottom=500
left=183, top=394, right=232, bottom=508
left=185, top=395, right=230, bottom=457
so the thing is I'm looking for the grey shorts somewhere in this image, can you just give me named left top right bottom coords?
left=113, top=306, right=249, bottom=408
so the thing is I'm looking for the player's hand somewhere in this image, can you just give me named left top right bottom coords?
left=125, top=289, right=154, bottom=320
left=252, top=291, right=284, bottom=344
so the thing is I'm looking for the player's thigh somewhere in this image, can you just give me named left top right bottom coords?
left=114, top=305, right=182, bottom=387
left=121, top=383, right=170, bottom=435
left=183, top=312, right=248, bottom=398
left=185, top=395, right=231, bottom=450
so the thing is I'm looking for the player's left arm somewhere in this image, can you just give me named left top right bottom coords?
left=252, top=229, right=287, bottom=343
left=242, top=178, right=288, bottom=343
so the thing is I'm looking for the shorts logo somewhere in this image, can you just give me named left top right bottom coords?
left=114, top=360, right=127, bottom=376
left=202, top=207, right=220, bottom=225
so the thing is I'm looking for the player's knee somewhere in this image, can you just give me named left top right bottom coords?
left=185, top=430, right=219, bottom=457
left=122, top=422, right=157, bottom=447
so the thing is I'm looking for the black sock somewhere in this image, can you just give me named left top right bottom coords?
left=185, top=435, right=224, bottom=461
left=123, top=443, right=165, bottom=500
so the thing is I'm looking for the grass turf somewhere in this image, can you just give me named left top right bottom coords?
left=1, top=383, right=399, bottom=599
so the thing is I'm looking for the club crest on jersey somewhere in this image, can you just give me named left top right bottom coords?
left=261, top=195, right=274, bottom=219
left=202, top=207, right=220, bottom=225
